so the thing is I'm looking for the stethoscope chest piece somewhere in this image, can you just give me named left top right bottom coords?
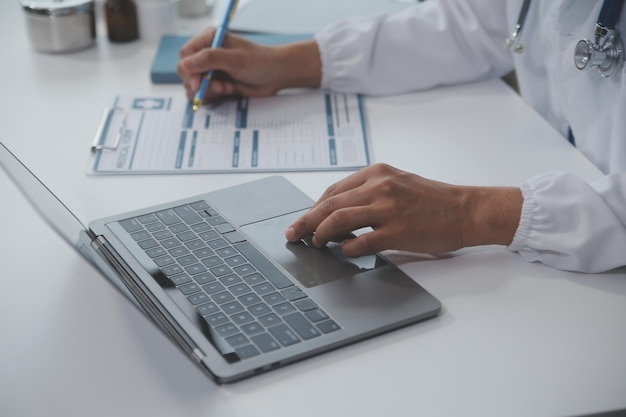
left=574, top=29, right=623, bottom=77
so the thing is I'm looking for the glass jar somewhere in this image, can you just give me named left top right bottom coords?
left=104, top=0, right=139, bottom=42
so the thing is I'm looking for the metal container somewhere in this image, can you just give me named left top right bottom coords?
left=21, top=0, right=96, bottom=53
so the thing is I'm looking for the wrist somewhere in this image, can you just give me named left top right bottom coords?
left=274, top=40, right=322, bottom=90
left=459, top=186, right=523, bottom=247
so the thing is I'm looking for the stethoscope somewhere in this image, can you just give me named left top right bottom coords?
left=505, top=0, right=625, bottom=77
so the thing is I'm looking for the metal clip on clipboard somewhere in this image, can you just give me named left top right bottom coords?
left=90, top=107, right=128, bottom=152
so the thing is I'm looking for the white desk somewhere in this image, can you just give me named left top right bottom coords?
left=1, top=2, right=625, bottom=417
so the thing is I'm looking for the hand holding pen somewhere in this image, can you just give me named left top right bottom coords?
left=177, top=3, right=323, bottom=103
left=191, top=0, right=240, bottom=111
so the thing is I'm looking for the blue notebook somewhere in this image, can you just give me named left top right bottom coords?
left=150, top=33, right=313, bottom=84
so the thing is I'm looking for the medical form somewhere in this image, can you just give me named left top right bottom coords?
left=87, top=91, right=371, bottom=175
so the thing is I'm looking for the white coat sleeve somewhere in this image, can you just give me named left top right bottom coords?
left=314, top=0, right=514, bottom=95
left=509, top=171, right=626, bottom=273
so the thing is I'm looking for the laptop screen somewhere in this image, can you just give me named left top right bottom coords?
left=0, top=142, right=91, bottom=248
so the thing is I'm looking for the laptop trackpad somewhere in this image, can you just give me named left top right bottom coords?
left=240, top=210, right=388, bottom=289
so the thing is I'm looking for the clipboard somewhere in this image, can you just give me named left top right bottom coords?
left=91, top=107, right=128, bottom=152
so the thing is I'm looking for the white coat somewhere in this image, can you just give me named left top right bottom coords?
left=314, top=0, right=626, bottom=273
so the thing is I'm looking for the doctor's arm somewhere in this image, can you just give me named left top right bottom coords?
left=287, top=166, right=626, bottom=274
left=177, top=0, right=513, bottom=101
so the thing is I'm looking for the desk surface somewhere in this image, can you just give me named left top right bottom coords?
left=1, top=2, right=625, bottom=417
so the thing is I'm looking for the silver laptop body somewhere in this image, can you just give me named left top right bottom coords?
left=0, top=141, right=441, bottom=383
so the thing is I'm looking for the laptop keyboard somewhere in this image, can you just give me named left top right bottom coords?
left=118, top=201, right=340, bottom=360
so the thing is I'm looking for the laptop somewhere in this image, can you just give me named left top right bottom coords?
left=0, top=141, right=441, bottom=384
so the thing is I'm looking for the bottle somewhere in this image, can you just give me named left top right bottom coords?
left=104, top=0, right=139, bottom=43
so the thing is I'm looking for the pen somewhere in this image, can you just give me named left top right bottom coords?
left=192, top=0, right=240, bottom=112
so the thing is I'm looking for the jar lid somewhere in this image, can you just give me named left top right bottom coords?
left=20, top=0, right=94, bottom=17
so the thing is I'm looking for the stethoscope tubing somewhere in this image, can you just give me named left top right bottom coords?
left=599, top=0, right=625, bottom=30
